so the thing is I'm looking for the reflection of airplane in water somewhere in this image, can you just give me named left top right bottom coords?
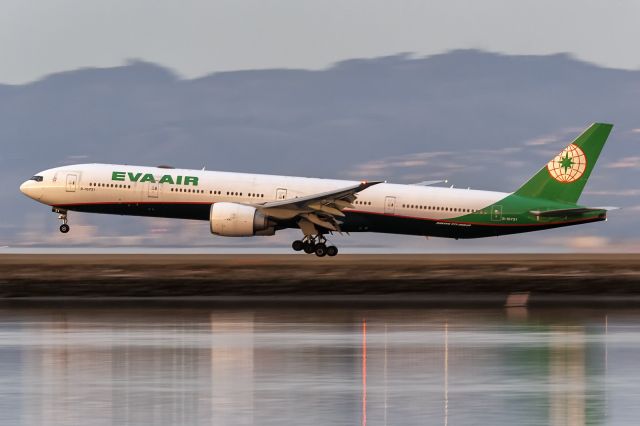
left=20, top=124, right=613, bottom=256
left=9, top=308, right=609, bottom=425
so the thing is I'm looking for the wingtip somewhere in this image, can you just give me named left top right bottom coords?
left=360, top=180, right=385, bottom=186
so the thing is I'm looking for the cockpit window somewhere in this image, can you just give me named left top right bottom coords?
left=30, top=175, right=44, bottom=182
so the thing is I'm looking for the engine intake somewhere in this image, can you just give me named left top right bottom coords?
left=210, top=202, right=274, bottom=237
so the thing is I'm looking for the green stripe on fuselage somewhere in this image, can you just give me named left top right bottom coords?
left=450, top=193, right=605, bottom=226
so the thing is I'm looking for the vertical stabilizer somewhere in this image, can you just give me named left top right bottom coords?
left=514, top=123, right=613, bottom=204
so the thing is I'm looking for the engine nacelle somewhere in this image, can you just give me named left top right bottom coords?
left=210, top=202, right=275, bottom=237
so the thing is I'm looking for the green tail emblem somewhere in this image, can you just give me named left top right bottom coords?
left=515, top=123, right=613, bottom=204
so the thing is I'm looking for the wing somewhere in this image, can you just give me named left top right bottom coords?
left=411, top=180, right=448, bottom=186
left=256, top=181, right=383, bottom=232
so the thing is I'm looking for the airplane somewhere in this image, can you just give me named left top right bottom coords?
left=20, top=123, right=613, bottom=257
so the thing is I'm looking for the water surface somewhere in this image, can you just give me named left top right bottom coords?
left=0, top=306, right=636, bottom=425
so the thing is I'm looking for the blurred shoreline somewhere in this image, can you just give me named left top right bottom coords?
left=1, top=254, right=639, bottom=301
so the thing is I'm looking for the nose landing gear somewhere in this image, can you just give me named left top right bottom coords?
left=291, top=235, right=339, bottom=257
left=53, top=208, right=70, bottom=233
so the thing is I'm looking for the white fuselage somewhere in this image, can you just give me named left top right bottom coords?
left=20, top=163, right=506, bottom=223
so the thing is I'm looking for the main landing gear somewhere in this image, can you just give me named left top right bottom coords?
left=53, top=208, right=70, bottom=233
left=291, top=235, right=339, bottom=257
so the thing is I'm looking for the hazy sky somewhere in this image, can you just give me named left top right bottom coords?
left=1, top=0, right=639, bottom=84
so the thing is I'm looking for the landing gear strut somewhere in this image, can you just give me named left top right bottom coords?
left=54, top=208, right=70, bottom=233
left=292, top=235, right=339, bottom=257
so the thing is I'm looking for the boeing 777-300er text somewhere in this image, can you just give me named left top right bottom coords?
left=20, top=123, right=614, bottom=257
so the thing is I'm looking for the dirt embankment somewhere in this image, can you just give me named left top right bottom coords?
left=0, top=254, right=639, bottom=298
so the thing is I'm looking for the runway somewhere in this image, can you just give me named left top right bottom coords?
left=1, top=254, right=639, bottom=301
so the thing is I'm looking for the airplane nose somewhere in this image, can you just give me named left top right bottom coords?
left=20, top=180, right=43, bottom=200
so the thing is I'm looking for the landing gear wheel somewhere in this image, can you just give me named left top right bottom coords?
left=303, top=243, right=316, bottom=254
left=292, top=240, right=304, bottom=251
left=54, top=208, right=70, bottom=234
left=314, top=243, right=327, bottom=257
left=326, top=246, right=338, bottom=257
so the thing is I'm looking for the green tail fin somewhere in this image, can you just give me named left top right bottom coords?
left=514, top=123, right=613, bottom=204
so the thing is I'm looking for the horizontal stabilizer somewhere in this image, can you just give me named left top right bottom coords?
left=529, top=207, right=607, bottom=218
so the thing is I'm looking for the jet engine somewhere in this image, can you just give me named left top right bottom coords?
left=210, top=202, right=275, bottom=236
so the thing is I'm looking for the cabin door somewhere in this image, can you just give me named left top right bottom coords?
left=276, top=188, right=287, bottom=200
left=65, top=174, right=77, bottom=192
left=147, top=180, right=159, bottom=198
left=384, top=196, right=396, bottom=214
left=491, top=205, right=503, bottom=221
